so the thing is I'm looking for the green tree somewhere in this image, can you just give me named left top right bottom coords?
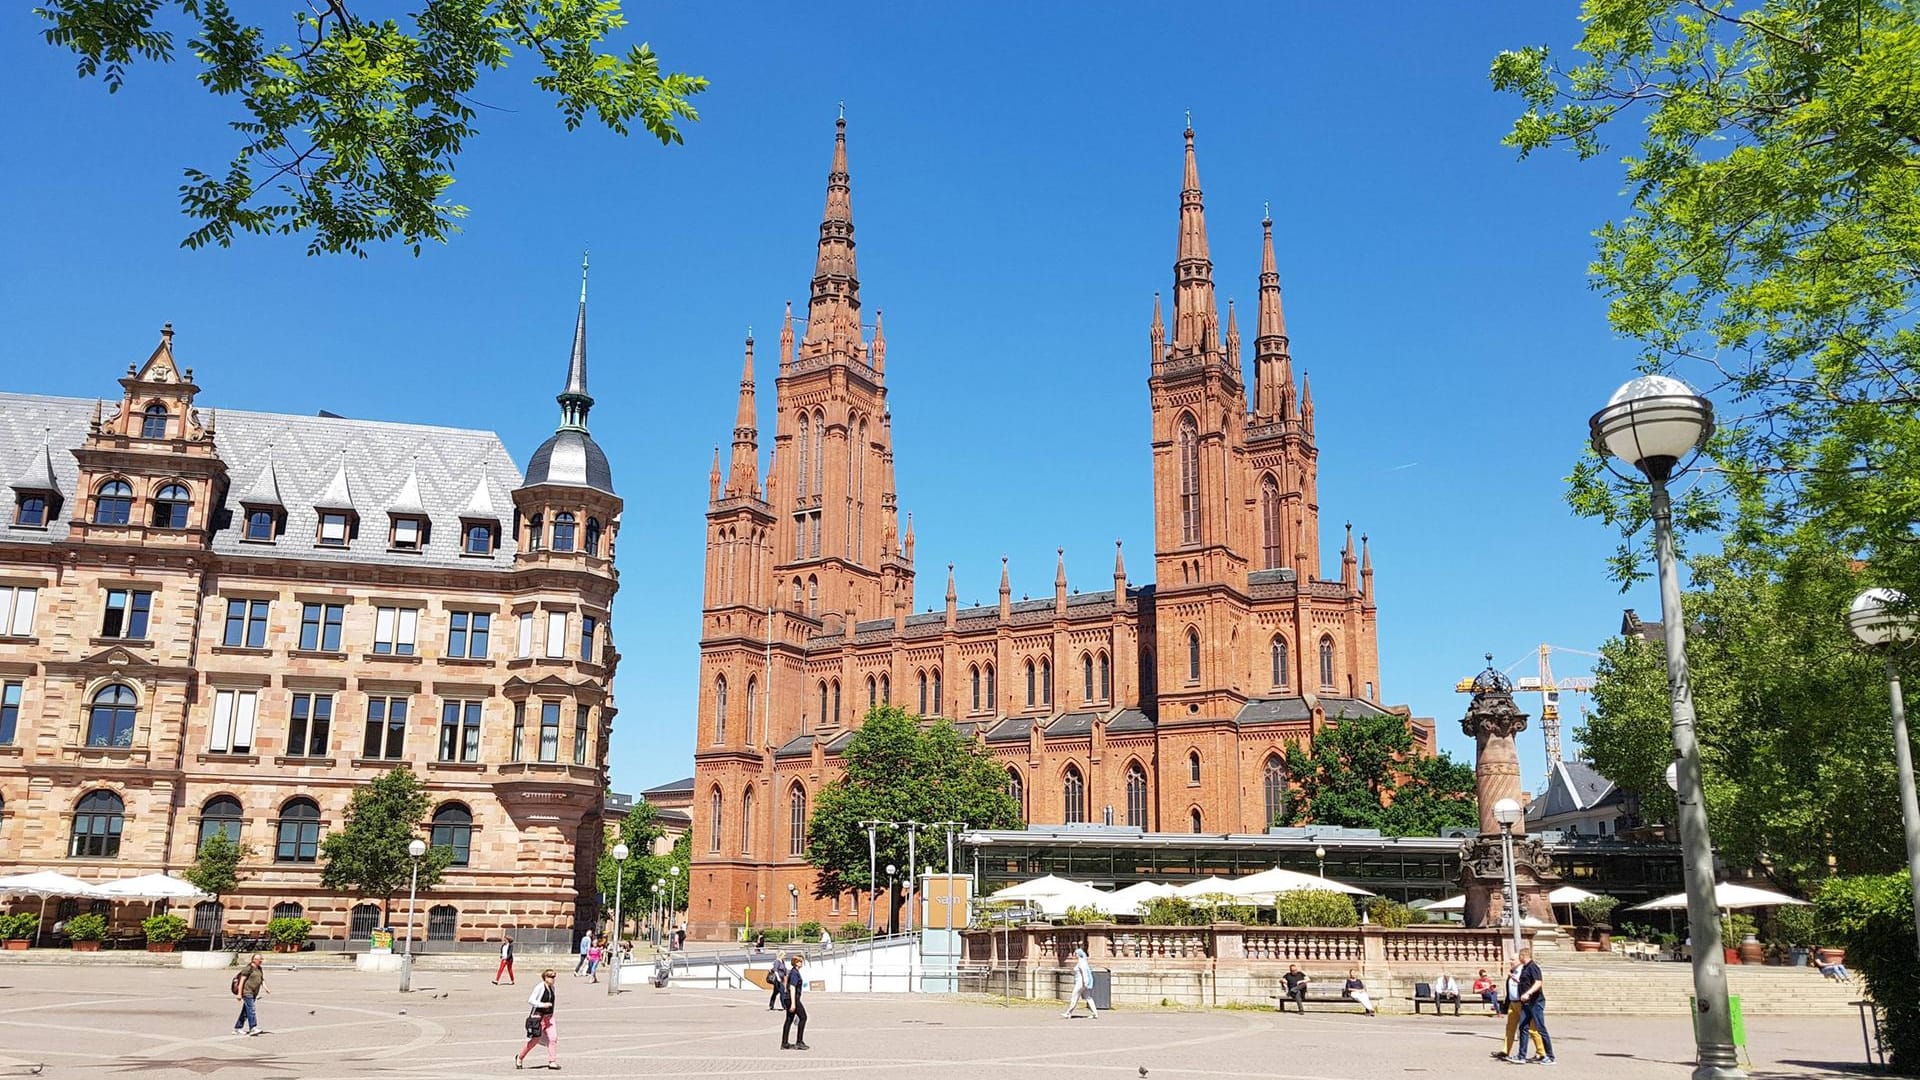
left=1284, top=711, right=1477, bottom=837
left=596, top=800, right=691, bottom=934
left=1492, top=1, right=1920, bottom=601
left=36, top=1, right=708, bottom=256
left=1581, top=539, right=1905, bottom=885
left=184, top=831, right=248, bottom=948
left=806, top=706, right=1023, bottom=913
left=319, top=767, right=455, bottom=922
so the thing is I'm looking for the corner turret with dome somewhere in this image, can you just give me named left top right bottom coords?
left=522, top=254, right=616, bottom=497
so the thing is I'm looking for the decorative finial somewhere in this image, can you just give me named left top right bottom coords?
left=1264, top=200, right=1271, bottom=223
left=1185, top=108, right=1192, bottom=129
left=838, top=100, right=846, bottom=120
left=579, top=250, right=589, bottom=302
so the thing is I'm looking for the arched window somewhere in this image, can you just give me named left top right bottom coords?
left=551, top=512, right=576, bottom=552
left=817, top=680, right=828, bottom=728
left=791, top=578, right=803, bottom=612
left=248, top=509, right=279, bottom=541
left=431, top=803, right=473, bottom=866
left=788, top=784, right=807, bottom=857
left=709, top=787, right=723, bottom=852
left=1024, top=660, right=1036, bottom=707
left=584, top=517, right=602, bottom=556
left=1039, top=658, right=1052, bottom=706
left=272, top=901, right=304, bottom=921
left=866, top=675, right=878, bottom=709
left=1190, top=808, right=1204, bottom=833
left=141, top=403, right=170, bottom=439
left=350, top=903, right=381, bottom=937
left=1272, top=636, right=1290, bottom=688
left=1260, top=474, right=1282, bottom=569
left=94, top=479, right=133, bottom=525
left=880, top=673, right=890, bottom=705
left=527, top=513, right=544, bottom=551
left=275, top=798, right=321, bottom=863
left=1007, top=767, right=1024, bottom=814
left=812, top=409, right=825, bottom=494
left=86, top=683, right=137, bottom=747
left=1125, top=761, right=1148, bottom=828
left=1098, top=652, right=1112, bottom=701
left=1178, top=414, right=1200, bottom=544
left=745, top=676, right=758, bottom=745
left=740, top=788, right=754, bottom=855
left=197, top=795, right=243, bottom=850
left=1082, top=653, right=1095, bottom=702
left=917, top=671, right=928, bottom=715
left=1187, top=627, right=1201, bottom=683
left=1319, top=636, right=1336, bottom=689
left=832, top=679, right=842, bottom=724
left=970, top=665, right=981, bottom=712
left=1062, top=765, right=1086, bottom=825
left=797, top=413, right=812, bottom=498
left=69, top=790, right=124, bottom=857
left=931, top=668, right=942, bottom=715
left=807, top=576, right=819, bottom=615
left=1188, top=750, right=1201, bottom=785
left=151, top=483, right=191, bottom=528
left=714, top=675, right=728, bottom=744
left=428, top=905, right=457, bottom=941
left=1263, top=754, right=1288, bottom=827
left=193, top=900, right=225, bottom=933
left=986, top=663, right=996, bottom=704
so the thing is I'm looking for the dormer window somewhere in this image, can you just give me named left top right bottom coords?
left=390, top=516, right=425, bottom=552
left=15, top=494, right=51, bottom=528
left=552, top=512, right=576, bottom=552
left=462, top=521, right=496, bottom=556
left=318, top=511, right=352, bottom=547
left=151, top=483, right=191, bottom=529
left=141, top=404, right=169, bottom=439
left=243, top=508, right=279, bottom=542
left=94, top=480, right=134, bottom=525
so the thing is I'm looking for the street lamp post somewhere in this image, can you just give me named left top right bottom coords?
left=885, top=864, right=897, bottom=937
left=1314, top=845, right=1326, bottom=879
left=788, top=883, right=799, bottom=945
left=651, top=882, right=662, bottom=948
left=668, top=865, right=681, bottom=948
left=400, top=837, right=426, bottom=993
left=608, top=842, right=629, bottom=996
left=1849, top=588, right=1920, bottom=962
left=1590, top=374, right=1742, bottom=1080
left=1493, top=799, right=1524, bottom=959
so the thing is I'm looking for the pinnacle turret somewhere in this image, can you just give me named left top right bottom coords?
left=1254, top=214, right=1295, bottom=420
left=804, top=116, right=862, bottom=351
left=725, top=333, right=760, bottom=499
left=1171, top=126, right=1220, bottom=358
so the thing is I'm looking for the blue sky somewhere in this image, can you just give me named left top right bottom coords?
left=0, top=4, right=1667, bottom=798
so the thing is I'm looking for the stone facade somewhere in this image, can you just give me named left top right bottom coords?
left=687, top=122, right=1434, bottom=939
left=0, top=281, right=621, bottom=948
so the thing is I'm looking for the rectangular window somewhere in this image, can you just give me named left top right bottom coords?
left=288, top=692, right=332, bottom=758
left=544, top=611, right=568, bottom=658
left=222, top=598, right=269, bottom=648
left=511, top=701, right=525, bottom=763
left=438, top=700, right=483, bottom=763
left=318, top=512, right=350, bottom=546
left=362, top=696, right=408, bottom=760
left=538, top=700, right=560, bottom=763
left=373, top=606, right=419, bottom=656
left=572, top=705, right=590, bottom=765
left=516, top=613, right=534, bottom=658
left=208, top=689, right=258, bottom=754
left=391, top=517, right=422, bottom=550
left=298, top=603, right=344, bottom=652
left=580, top=616, right=598, bottom=663
left=0, top=681, right=21, bottom=744
left=101, top=589, right=153, bottom=639
left=0, top=586, right=38, bottom=637
left=447, top=611, right=491, bottom=659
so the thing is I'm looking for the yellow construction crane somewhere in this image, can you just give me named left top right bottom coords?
left=1455, top=644, right=1597, bottom=767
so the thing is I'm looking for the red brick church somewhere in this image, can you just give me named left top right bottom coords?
left=687, top=119, right=1433, bottom=938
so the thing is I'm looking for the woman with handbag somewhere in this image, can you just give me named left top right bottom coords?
left=515, top=969, right=558, bottom=1069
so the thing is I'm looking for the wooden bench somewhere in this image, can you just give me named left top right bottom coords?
left=1276, top=984, right=1370, bottom=1014
left=1409, top=983, right=1463, bottom=1016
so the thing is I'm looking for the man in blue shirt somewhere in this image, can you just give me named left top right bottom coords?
left=781, top=954, right=809, bottom=1051
left=1511, top=948, right=1555, bottom=1064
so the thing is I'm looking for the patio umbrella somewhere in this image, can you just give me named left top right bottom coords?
left=1547, top=884, right=1600, bottom=927
left=988, top=875, right=1090, bottom=902
left=0, top=870, right=107, bottom=945
left=1628, top=882, right=1809, bottom=912
left=1028, top=881, right=1117, bottom=918
left=1421, top=894, right=1468, bottom=912
left=1107, top=881, right=1181, bottom=917
left=1221, top=866, right=1373, bottom=901
left=1172, top=876, right=1242, bottom=898
left=96, top=873, right=211, bottom=902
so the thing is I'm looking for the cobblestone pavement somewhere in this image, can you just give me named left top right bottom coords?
left=0, top=963, right=1873, bottom=1079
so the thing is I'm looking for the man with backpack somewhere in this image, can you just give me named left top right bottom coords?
left=230, top=954, right=267, bottom=1036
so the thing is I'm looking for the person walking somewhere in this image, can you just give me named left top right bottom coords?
left=573, top=930, right=592, bottom=977
left=231, top=954, right=268, bottom=1036
left=586, top=938, right=604, bottom=983
left=1511, top=948, right=1555, bottom=1065
left=767, top=953, right=790, bottom=1011
left=1342, top=968, right=1376, bottom=1017
left=516, top=969, right=558, bottom=1070
left=1061, top=947, right=1098, bottom=1019
left=781, top=954, right=809, bottom=1051
left=494, top=935, right=516, bottom=985
left=1497, top=959, right=1545, bottom=1059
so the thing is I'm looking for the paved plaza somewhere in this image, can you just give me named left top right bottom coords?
left=0, top=962, right=1875, bottom=1079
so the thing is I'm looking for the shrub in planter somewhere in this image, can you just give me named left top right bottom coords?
left=1815, top=873, right=1917, bottom=1072
left=0, top=912, right=39, bottom=947
left=142, top=913, right=189, bottom=950
left=1771, top=904, right=1817, bottom=966
left=1271, top=889, right=1358, bottom=928
left=1577, top=895, right=1620, bottom=938
left=65, top=913, right=107, bottom=950
left=1058, top=904, right=1105, bottom=926
left=835, top=922, right=874, bottom=942
left=267, top=917, right=312, bottom=951
left=1366, top=898, right=1418, bottom=929
left=1139, top=897, right=1206, bottom=927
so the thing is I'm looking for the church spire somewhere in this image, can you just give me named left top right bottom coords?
left=558, top=251, right=594, bottom=432
left=1171, top=124, right=1219, bottom=357
left=805, top=116, right=861, bottom=348
left=1255, top=212, right=1295, bottom=419
left=725, top=332, right=760, bottom=498
left=1149, top=292, right=1165, bottom=366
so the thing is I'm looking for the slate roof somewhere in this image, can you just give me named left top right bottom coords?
left=774, top=734, right=815, bottom=758
left=983, top=716, right=1034, bottom=743
left=1044, top=712, right=1098, bottom=737
left=1105, top=708, right=1155, bottom=733
left=1236, top=695, right=1391, bottom=725
left=642, top=776, right=696, bottom=797
left=1527, top=759, right=1624, bottom=823
left=0, top=392, right=524, bottom=570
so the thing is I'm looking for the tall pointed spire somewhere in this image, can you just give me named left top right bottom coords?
left=1149, top=292, right=1165, bottom=366
left=725, top=332, right=760, bottom=498
left=1301, top=372, right=1316, bottom=433
left=1171, top=124, right=1219, bottom=357
left=708, top=446, right=722, bottom=500
left=998, top=555, right=1012, bottom=621
left=1225, top=298, right=1241, bottom=369
left=779, top=300, right=795, bottom=371
left=1360, top=532, right=1374, bottom=600
left=945, top=562, right=958, bottom=629
left=558, top=251, right=594, bottom=432
left=804, top=115, right=861, bottom=348
left=872, top=309, right=886, bottom=375
left=1255, top=212, right=1295, bottom=419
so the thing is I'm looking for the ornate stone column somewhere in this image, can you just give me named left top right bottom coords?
left=1458, top=658, right=1558, bottom=931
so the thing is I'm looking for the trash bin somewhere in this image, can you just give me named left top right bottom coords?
left=1091, top=969, right=1113, bottom=1011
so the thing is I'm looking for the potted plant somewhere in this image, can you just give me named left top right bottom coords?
left=0, top=913, right=38, bottom=950
left=66, top=913, right=107, bottom=952
left=267, top=916, right=312, bottom=953
left=142, top=913, right=188, bottom=953
left=1576, top=895, right=1620, bottom=951
left=1719, top=913, right=1758, bottom=965
left=1771, top=905, right=1815, bottom=968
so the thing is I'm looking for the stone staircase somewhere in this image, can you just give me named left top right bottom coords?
left=1540, top=951, right=1861, bottom=1015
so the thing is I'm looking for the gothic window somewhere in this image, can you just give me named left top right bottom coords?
left=1263, top=754, right=1287, bottom=827
left=1178, top=414, right=1200, bottom=544
left=431, top=803, right=473, bottom=866
left=817, top=680, right=828, bottom=728
left=714, top=675, right=728, bottom=744
left=1039, top=658, right=1052, bottom=705
left=87, top=683, right=138, bottom=747
left=141, top=403, right=170, bottom=439
left=931, top=669, right=942, bottom=715
left=1125, top=761, right=1148, bottom=828
left=151, top=483, right=191, bottom=528
left=1188, top=749, right=1201, bottom=785
left=1062, top=765, right=1085, bottom=824
left=791, top=578, right=803, bottom=612
left=584, top=517, right=602, bottom=556
left=832, top=679, right=842, bottom=724
left=917, top=671, right=928, bottom=715
left=986, top=663, right=996, bottom=706
left=197, top=795, right=243, bottom=850
left=1007, top=767, right=1024, bottom=814
left=1024, top=660, right=1036, bottom=708
left=741, top=788, right=754, bottom=855
left=970, top=666, right=981, bottom=712
left=812, top=409, right=825, bottom=495
left=1098, top=652, right=1111, bottom=701
left=274, top=798, right=321, bottom=863
left=797, top=414, right=811, bottom=498
left=551, top=512, right=576, bottom=552
left=1260, top=474, right=1282, bottom=569
left=745, top=677, right=757, bottom=745
left=94, top=479, right=133, bottom=525
left=1186, top=627, right=1201, bottom=683
left=880, top=673, right=891, bottom=706
left=1319, top=636, right=1336, bottom=689
left=1082, top=653, right=1095, bottom=702
left=788, top=784, right=807, bottom=857
left=867, top=675, right=878, bottom=709
left=70, top=790, right=124, bottom=857
left=1272, top=636, right=1290, bottom=688
left=808, top=576, right=819, bottom=615
left=709, top=787, right=723, bottom=852
left=1190, top=808, right=1204, bottom=833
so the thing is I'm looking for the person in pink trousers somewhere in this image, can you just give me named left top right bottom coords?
left=516, top=969, right=558, bottom=1069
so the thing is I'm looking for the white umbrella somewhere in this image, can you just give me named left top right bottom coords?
left=1173, top=876, right=1242, bottom=898
left=1107, top=881, right=1181, bottom=917
left=1029, top=881, right=1116, bottom=917
left=1547, top=884, right=1600, bottom=927
left=989, top=875, right=1090, bottom=902
left=1422, top=894, right=1468, bottom=912
left=1628, top=882, right=1809, bottom=911
left=97, top=873, right=211, bottom=902
left=0, top=870, right=107, bottom=945
left=1222, top=866, right=1373, bottom=900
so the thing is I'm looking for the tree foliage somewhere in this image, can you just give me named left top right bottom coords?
left=805, top=705, right=1023, bottom=901
left=1271, top=889, right=1359, bottom=928
left=1815, top=872, right=1917, bottom=1069
left=1581, top=540, right=1905, bottom=885
left=1493, top=0, right=1920, bottom=600
left=1283, top=711, right=1477, bottom=837
left=35, top=1, right=708, bottom=256
left=596, top=800, right=688, bottom=927
left=318, top=767, right=455, bottom=918
left=185, top=831, right=247, bottom=899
